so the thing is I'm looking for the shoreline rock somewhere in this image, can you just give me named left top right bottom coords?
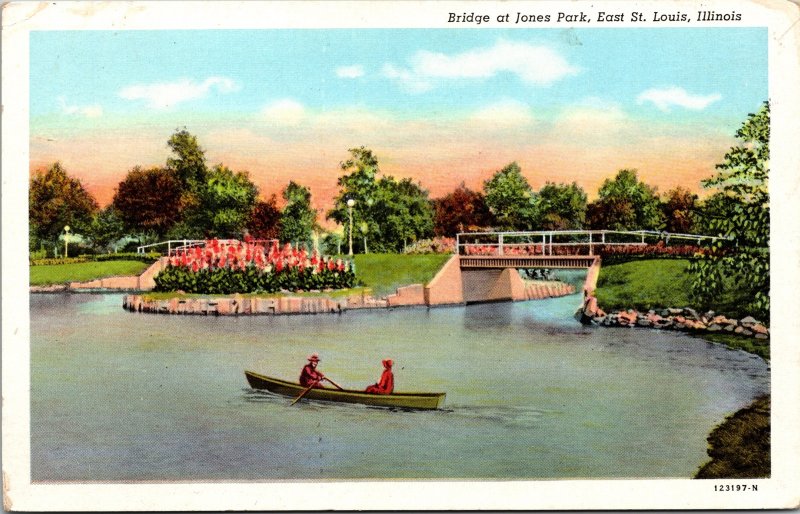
left=583, top=306, right=769, bottom=341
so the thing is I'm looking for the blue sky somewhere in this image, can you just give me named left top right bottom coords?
left=30, top=28, right=767, bottom=207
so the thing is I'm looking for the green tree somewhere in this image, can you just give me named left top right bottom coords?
left=327, top=146, right=381, bottom=251
left=690, top=102, right=770, bottom=318
left=373, top=177, right=435, bottom=252
left=113, top=166, right=184, bottom=240
left=279, top=181, right=318, bottom=246
left=433, top=183, right=494, bottom=236
left=534, top=182, right=587, bottom=230
left=184, top=164, right=259, bottom=238
left=29, top=162, right=98, bottom=251
left=483, top=162, right=538, bottom=230
left=587, top=169, right=664, bottom=230
left=327, top=147, right=435, bottom=253
left=167, top=128, right=208, bottom=190
left=86, top=205, right=126, bottom=253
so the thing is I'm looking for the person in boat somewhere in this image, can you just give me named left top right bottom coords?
left=299, top=353, right=326, bottom=388
left=365, top=359, right=394, bottom=394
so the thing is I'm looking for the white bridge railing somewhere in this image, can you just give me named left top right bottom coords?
left=456, top=230, right=728, bottom=257
left=137, top=239, right=278, bottom=256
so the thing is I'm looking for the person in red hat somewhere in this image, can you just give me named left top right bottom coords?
left=299, top=353, right=326, bottom=388
left=365, top=359, right=394, bottom=394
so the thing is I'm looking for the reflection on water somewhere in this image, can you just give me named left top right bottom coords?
left=30, top=293, right=769, bottom=481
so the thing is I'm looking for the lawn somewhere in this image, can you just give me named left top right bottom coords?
left=595, top=258, right=770, bottom=360
left=595, top=259, right=694, bottom=312
left=353, top=253, right=452, bottom=296
left=30, top=260, right=150, bottom=286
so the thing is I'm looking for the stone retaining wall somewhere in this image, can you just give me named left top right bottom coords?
left=123, top=294, right=349, bottom=315
left=123, top=277, right=577, bottom=316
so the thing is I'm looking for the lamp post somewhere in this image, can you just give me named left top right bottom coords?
left=63, top=225, right=71, bottom=258
left=346, top=198, right=355, bottom=256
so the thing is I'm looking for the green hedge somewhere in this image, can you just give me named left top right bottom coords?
left=153, top=264, right=357, bottom=294
left=31, top=252, right=160, bottom=266
left=30, top=257, right=91, bottom=266
left=91, top=252, right=160, bottom=263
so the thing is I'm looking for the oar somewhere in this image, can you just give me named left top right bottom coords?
left=323, top=376, right=344, bottom=391
left=290, top=380, right=319, bottom=405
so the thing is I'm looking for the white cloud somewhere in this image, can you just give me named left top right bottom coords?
left=119, top=76, right=239, bottom=109
left=381, top=64, right=433, bottom=93
left=58, top=96, right=103, bottom=118
left=262, top=99, right=306, bottom=125
left=383, top=40, right=579, bottom=92
left=336, top=65, right=364, bottom=79
left=636, top=87, right=722, bottom=112
left=469, top=100, right=533, bottom=125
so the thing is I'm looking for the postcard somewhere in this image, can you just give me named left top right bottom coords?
left=3, top=0, right=799, bottom=510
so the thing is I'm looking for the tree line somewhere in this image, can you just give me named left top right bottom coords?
left=28, top=132, right=727, bottom=255
left=29, top=102, right=769, bottom=317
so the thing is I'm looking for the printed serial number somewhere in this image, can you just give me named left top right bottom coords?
left=714, top=484, right=758, bottom=492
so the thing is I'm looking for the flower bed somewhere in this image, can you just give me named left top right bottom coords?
left=463, top=241, right=704, bottom=259
left=154, top=239, right=356, bottom=294
left=403, top=237, right=456, bottom=254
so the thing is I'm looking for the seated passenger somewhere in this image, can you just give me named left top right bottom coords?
left=365, top=359, right=394, bottom=394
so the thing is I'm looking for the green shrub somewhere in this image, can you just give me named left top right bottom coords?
left=31, top=257, right=91, bottom=266
left=92, top=252, right=160, bottom=263
left=153, top=264, right=356, bottom=294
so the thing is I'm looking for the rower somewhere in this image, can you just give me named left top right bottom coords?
left=299, top=353, right=325, bottom=388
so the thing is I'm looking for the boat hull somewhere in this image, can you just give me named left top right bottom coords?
left=245, top=370, right=445, bottom=410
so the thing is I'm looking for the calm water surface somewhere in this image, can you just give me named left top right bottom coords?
left=30, top=293, right=769, bottom=481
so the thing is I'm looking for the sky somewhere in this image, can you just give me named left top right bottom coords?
left=29, top=28, right=767, bottom=216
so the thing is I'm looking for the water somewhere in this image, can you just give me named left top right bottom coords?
left=30, top=293, right=769, bottom=481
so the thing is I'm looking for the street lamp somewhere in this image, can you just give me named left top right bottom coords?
left=63, top=225, right=71, bottom=258
left=346, top=198, right=355, bottom=256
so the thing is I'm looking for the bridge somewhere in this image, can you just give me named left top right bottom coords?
left=425, top=230, right=727, bottom=305
left=454, top=230, right=725, bottom=269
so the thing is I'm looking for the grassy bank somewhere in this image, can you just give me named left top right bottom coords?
left=595, top=259, right=693, bottom=311
left=30, top=260, right=150, bottom=286
left=595, top=258, right=769, bottom=360
left=353, top=253, right=451, bottom=297
left=695, top=395, right=770, bottom=478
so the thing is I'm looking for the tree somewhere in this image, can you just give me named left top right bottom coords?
left=167, top=128, right=208, bottom=190
left=86, top=205, right=125, bottom=253
left=587, top=169, right=664, bottom=230
left=29, top=162, right=98, bottom=250
left=483, top=162, right=538, bottom=230
left=372, top=177, right=435, bottom=252
left=433, top=183, right=493, bottom=236
left=248, top=195, right=282, bottom=240
left=185, top=164, right=259, bottom=238
left=280, top=181, right=318, bottom=246
left=327, top=146, right=381, bottom=251
left=534, top=182, right=587, bottom=230
left=661, top=187, right=698, bottom=234
left=328, top=147, right=435, bottom=253
left=690, top=102, right=769, bottom=318
left=113, top=166, right=184, bottom=239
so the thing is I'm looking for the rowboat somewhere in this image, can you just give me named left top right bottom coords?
left=244, top=370, right=446, bottom=410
